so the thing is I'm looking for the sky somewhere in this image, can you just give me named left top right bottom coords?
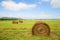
left=0, top=0, right=60, bottom=19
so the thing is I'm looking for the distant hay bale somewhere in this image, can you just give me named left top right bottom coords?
left=12, top=20, right=18, bottom=24
left=19, top=20, right=23, bottom=23
left=32, top=21, right=50, bottom=36
left=12, top=20, right=23, bottom=24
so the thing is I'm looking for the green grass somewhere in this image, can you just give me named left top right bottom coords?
left=0, top=20, right=60, bottom=40
left=0, top=20, right=35, bottom=28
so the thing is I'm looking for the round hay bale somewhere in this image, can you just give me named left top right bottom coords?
left=32, top=21, right=50, bottom=36
left=19, top=20, right=23, bottom=23
left=12, top=20, right=18, bottom=24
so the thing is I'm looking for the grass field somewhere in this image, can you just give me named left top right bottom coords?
left=0, top=20, right=60, bottom=40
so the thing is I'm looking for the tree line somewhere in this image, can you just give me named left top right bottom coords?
left=0, top=17, right=23, bottom=20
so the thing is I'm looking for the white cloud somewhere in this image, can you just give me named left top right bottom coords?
left=38, top=0, right=60, bottom=8
left=41, top=0, right=50, bottom=2
left=11, top=12, right=60, bottom=19
left=36, top=12, right=52, bottom=19
left=0, top=11, right=60, bottom=19
left=0, top=13, right=14, bottom=17
left=1, top=1, right=37, bottom=11
left=20, top=11, right=53, bottom=19
left=37, top=12, right=60, bottom=19
left=51, top=0, right=60, bottom=8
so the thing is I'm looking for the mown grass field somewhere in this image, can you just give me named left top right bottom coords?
left=0, top=20, right=60, bottom=40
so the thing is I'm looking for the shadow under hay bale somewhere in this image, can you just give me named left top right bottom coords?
left=32, top=21, right=50, bottom=36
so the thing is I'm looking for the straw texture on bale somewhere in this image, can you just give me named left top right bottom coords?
left=32, top=21, right=50, bottom=36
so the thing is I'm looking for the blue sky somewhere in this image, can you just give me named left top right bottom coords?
left=0, top=0, right=60, bottom=19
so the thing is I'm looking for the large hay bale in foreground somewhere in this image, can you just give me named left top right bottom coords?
left=32, top=21, right=50, bottom=36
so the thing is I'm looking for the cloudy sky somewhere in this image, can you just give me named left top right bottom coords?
left=0, top=0, right=60, bottom=19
